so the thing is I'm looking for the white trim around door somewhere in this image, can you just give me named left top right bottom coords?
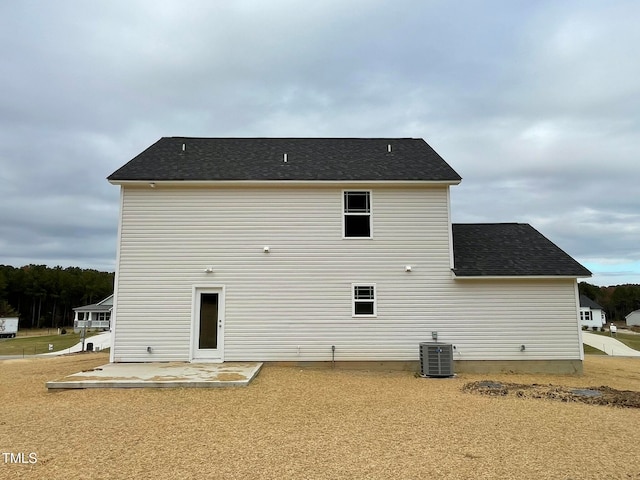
left=190, top=285, right=225, bottom=362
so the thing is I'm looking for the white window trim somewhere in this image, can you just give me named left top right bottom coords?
left=342, top=190, right=373, bottom=239
left=352, top=283, right=377, bottom=317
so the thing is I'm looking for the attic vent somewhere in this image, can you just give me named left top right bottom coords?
left=283, top=153, right=288, bottom=163
left=387, top=144, right=392, bottom=153
left=419, top=342, right=454, bottom=377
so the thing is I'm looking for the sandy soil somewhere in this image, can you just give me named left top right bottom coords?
left=1, top=353, right=640, bottom=480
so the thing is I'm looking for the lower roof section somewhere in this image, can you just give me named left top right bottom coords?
left=452, top=223, right=592, bottom=278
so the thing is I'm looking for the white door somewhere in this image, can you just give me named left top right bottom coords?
left=192, top=287, right=224, bottom=362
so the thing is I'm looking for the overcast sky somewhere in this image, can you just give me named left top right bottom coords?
left=1, top=1, right=638, bottom=286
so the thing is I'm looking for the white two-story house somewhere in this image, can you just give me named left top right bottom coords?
left=107, top=138, right=591, bottom=373
left=579, top=295, right=606, bottom=330
left=73, top=294, right=113, bottom=332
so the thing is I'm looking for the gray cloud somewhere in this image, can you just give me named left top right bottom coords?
left=0, top=0, right=638, bottom=285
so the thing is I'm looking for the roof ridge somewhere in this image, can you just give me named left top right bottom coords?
left=452, top=222, right=526, bottom=226
left=167, top=136, right=420, bottom=140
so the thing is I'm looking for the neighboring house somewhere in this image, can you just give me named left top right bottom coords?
left=73, top=295, right=113, bottom=332
left=579, top=295, right=606, bottom=330
left=107, top=137, right=591, bottom=373
left=626, top=310, right=640, bottom=327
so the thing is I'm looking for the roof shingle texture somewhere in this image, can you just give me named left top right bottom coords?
left=107, top=137, right=462, bottom=182
left=452, top=223, right=592, bottom=277
left=579, top=295, right=603, bottom=309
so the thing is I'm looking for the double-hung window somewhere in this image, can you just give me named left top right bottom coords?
left=343, top=191, right=371, bottom=238
left=353, top=284, right=376, bottom=317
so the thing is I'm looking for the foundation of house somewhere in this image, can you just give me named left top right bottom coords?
left=266, top=359, right=584, bottom=375
left=453, top=359, right=583, bottom=375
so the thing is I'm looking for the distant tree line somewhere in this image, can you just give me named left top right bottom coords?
left=0, top=265, right=114, bottom=328
left=579, top=282, right=640, bottom=323
left=1, top=265, right=636, bottom=328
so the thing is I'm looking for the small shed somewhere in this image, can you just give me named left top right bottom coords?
left=626, top=310, right=640, bottom=327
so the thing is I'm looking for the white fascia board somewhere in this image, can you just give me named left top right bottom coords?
left=452, top=274, right=590, bottom=281
left=107, top=179, right=462, bottom=187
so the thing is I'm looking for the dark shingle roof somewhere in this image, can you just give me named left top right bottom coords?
left=73, top=303, right=112, bottom=312
left=579, top=295, right=603, bottom=309
left=452, top=223, right=592, bottom=277
left=108, top=137, right=462, bottom=182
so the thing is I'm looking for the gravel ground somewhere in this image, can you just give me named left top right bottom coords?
left=1, top=353, right=640, bottom=480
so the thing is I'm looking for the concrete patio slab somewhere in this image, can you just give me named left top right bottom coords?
left=46, top=362, right=263, bottom=389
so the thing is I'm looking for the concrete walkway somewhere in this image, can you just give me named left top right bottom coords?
left=40, top=332, right=112, bottom=356
left=582, top=332, right=640, bottom=357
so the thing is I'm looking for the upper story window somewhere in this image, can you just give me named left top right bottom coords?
left=343, top=191, right=371, bottom=238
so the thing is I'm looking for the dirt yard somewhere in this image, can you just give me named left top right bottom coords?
left=1, top=354, right=640, bottom=480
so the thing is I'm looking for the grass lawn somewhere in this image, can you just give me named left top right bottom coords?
left=590, top=330, right=640, bottom=351
left=583, top=344, right=606, bottom=355
left=0, top=331, right=102, bottom=356
left=16, top=328, right=73, bottom=337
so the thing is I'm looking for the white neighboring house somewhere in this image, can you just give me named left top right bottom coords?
left=107, top=137, right=592, bottom=373
left=73, top=295, right=113, bottom=333
left=626, top=310, right=640, bottom=327
left=579, top=295, right=606, bottom=330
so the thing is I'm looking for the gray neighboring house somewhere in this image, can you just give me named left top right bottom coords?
left=107, top=137, right=591, bottom=373
left=73, top=295, right=113, bottom=332
left=579, top=295, right=606, bottom=330
left=626, top=310, right=640, bottom=327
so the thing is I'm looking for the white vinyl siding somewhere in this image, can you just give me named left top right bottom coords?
left=112, top=184, right=582, bottom=363
left=441, top=279, right=581, bottom=360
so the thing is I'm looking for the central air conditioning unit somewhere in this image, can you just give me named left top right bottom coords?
left=419, top=342, right=454, bottom=377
